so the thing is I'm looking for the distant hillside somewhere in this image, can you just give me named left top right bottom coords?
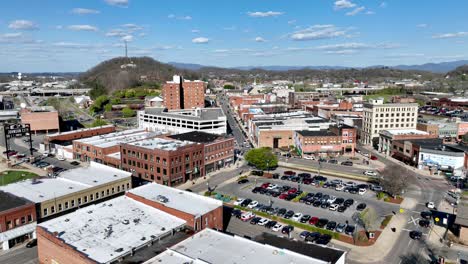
left=168, top=62, right=208, bottom=71
left=447, top=65, right=468, bottom=77
left=392, top=60, right=468, bottom=73
left=81, top=57, right=198, bottom=91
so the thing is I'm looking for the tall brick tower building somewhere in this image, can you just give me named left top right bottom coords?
left=162, top=75, right=206, bottom=110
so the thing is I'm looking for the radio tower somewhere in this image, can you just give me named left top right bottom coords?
left=124, top=40, right=128, bottom=58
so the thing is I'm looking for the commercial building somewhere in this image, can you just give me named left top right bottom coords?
left=121, top=137, right=205, bottom=186
left=378, top=129, right=437, bottom=156
left=0, top=191, right=37, bottom=251
left=168, top=131, right=235, bottom=173
left=138, top=107, right=227, bottom=135
left=162, top=75, right=206, bottom=110
left=431, top=97, right=468, bottom=110
left=455, top=204, right=468, bottom=245
left=127, top=183, right=223, bottom=231
left=72, top=129, right=161, bottom=167
left=144, top=229, right=346, bottom=264
left=361, top=98, right=418, bottom=145
left=294, top=124, right=357, bottom=157
left=20, top=106, right=60, bottom=134
left=37, top=184, right=224, bottom=264
left=0, top=162, right=132, bottom=220
left=288, top=92, right=323, bottom=108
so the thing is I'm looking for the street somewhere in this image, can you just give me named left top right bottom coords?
left=0, top=245, right=38, bottom=264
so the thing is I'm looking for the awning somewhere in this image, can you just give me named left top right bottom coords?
left=0, top=222, right=36, bottom=242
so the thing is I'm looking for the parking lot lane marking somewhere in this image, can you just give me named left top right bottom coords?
left=412, top=211, right=421, bottom=214
left=402, top=229, right=413, bottom=232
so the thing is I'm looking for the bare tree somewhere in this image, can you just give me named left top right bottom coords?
left=358, top=208, right=379, bottom=231
left=379, top=164, right=408, bottom=197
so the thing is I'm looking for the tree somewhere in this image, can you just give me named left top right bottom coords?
left=88, top=81, right=108, bottom=99
left=379, top=164, right=408, bottom=197
left=89, top=95, right=109, bottom=113
left=358, top=208, right=378, bottom=231
left=110, top=98, right=121, bottom=105
left=463, top=132, right=468, bottom=143
left=122, top=107, right=136, bottom=118
left=90, top=118, right=108, bottom=127
left=125, top=89, right=136, bottom=98
left=104, top=104, right=113, bottom=112
left=244, top=147, right=278, bottom=170
left=223, top=84, right=235, bottom=90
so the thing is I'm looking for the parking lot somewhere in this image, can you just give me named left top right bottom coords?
left=218, top=168, right=400, bottom=234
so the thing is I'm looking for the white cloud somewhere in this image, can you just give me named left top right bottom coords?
left=8, top=20, right=38, bottom=30
left=2, top=32, right=23, bottom=39
left=52, top=42, right=92, bottom=48
left=334, top=0, right=356, bottom=10
left=379, top=2, right=387, bottom=8
left=168, top=14, right=192, bottom=20
left=121, top=35, right=133, bottom=42
left=55, top=25, right=63, bottom=30
left=288, top=20, right=297, bottom=25
left=316, top=42, right=371, bottom=50
left=247, top=11, right=284, bottom=18
left=106, top=29, right=126, bottom=37
left=432, top=32, right=468, bottom=39
left=325, top=49, right=357, bottom=54
left=68, top=25, right=98, bottom=31
left=346, top=6, right=365, bottom=16
left=191, top=29, right=200, bottom=33
left=255, top=37, right=266, bottom=42
left=365, top=10, right=375, bottom=15
left=72, top=8, right=100, bottom=15
left=416, top=24, right=428, bottom=28
left=192, top=37, right=209, bottom=44
left=223, top=26, right=236, bottom=31
left=122, top=23, right=143, bottom=31
left=290, top=25, right=348, bottom=41
left=104, top=0, right=128, bottom=7
left=139, top=32, right=146, bottom=37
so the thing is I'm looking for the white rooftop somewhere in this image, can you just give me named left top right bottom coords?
left=144, top=229, right=328, bottom=264
left=128, top=183, right=222, bottom=216
left=381, top=129, right=429, bottom=136
left=47, top=125, right=114, bottom=137
left=75, top=129, right=161, bottom=148
left=128, top=137, right=193, bottom=151
left=39, top=196, right=186, bottom=264
left=106, top=152, right=121, bottom=160
left=0, top=162, right=131, bottom=203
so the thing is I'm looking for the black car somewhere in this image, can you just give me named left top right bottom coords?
left=316, top=218, right=329, bottom=228
left=356, top=203, right=367, bottom=211
left=277, top=208, right=287, bottom=217
left=314, top=192, right=323, bottom=199
left=252, top=187, right=262, bottom=193
left=419, top=219, right=431, bottom=228
left=299, top=196, right=309, bottom=203
left=238, top=179, right=249, bottom=184
left=322, top=182, right=330, bottom=188
left=271, top=191, right=281, bottom=197
left=345, top=225, right=355, bottom=235
left=337, top=205, right=347, bottom=212
left=341, top=161, right=353, bottom=166
left=281, top=225, right=294, bottom=234
left=328, top=159, right=338, bottom=164
left=281, top=186, right=291, bottom=192
left=298, top=173, right=311, bottom=178
left=349, top=187, right=359, bottom=194
left=344, top=199, right=354, bottom=207
left=334, top=198, right=345, bottom=205
left=421, top=211, right=432, bottom=220
left=252, top=170, right=264, bottom=176
left=272, top=173, right=280, bottom=179
left=265, top=220, right=277, bottom=228
left=313, top=200, right=322, bottom=207
left=305, top=197, right=315, bottom=205
left=70, top=161, right=80, bottom=166
left=285, top=194, right=297, bottom=201
left=231, top=209, right=242, bottom=217
left=321, top=202, right=330, bottom=209
left=357, top=184, right=369, bottom=189
left=259, top=188, right=268, bottom=195
left=316, top=234, right=332, bottom=245
left=284, top=210, right=295, bottom=219
left=314, top=176, right=327, bottom=182
left=300, top=215, right=311, bottom=223
left=280, top=175, right=289, bottom=180
left=250, top=217, right=262, bottom=225
left=240, top=199, right=252, bottom=207
left=26, top=239, right=37, bottom=248
left=409, top=230, right=422, bottom=240
left=305, top=232, right=321, bottom=242
left=326, top=221, right=337, bottom=231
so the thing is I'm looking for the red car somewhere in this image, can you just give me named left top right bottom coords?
left=370, top=155, right=378, bottom=160
left=284, top=171, right=296, bottom=176
left=309, top=217, right=319, bottom=226
left=303, top=179, right=312, bottom=185
left=261, top=183, right=270, bottom=189
left=288, top=188, right=297, bottom=194
left=279, top=193, right=288, bottom=200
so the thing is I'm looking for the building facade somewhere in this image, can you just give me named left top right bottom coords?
left=121, top=138, right=205, bottom=186
left=361, top=98, right=418, bottom=145
left=20, top=107, right=60, bottom=134
left=162, top=75, right=206, bottom=110
left=294, top=125, right=356, bottom=157
left=378, top=129, right=437, bottom=156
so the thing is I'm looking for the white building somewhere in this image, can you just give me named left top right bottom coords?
left=138, top=107, right=227, bottom=135
left=361, top=98, right=419, bottom=145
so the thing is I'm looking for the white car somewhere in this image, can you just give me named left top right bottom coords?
left=303, top=156, right=315, bottom=160
left=335, top=185, right=345, bottom=191
left=329, top=204, right=339, bottom=211
left=358, top=188, right=367, bottom=195
left=267, top=184, right=279, bottom=190
left=241, top=212, right=255, bottom=222
left=272, top=223, right=284, bottom=232
left=345, top=181, right=356, bottom=187
left=372, top=185, right=383, bottom=192
left=57, top=156, right=65, bottom=161
left=327, top=195, right=337, bottom=204
left=427, top=202, right=435, bottom=209
left=233, top=198, right=245, bottom=206
left=364, top=171, right=378, bottom=177
left=258, top=218, right=269, bottom=226
left=247, top=200, right=259, bottom=209
left=292, top=213, right=303, bottom=222
left=330, top=179, right=342, bottom=185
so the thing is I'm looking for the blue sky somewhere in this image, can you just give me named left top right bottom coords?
left=1, top=0, right=468, bottom=72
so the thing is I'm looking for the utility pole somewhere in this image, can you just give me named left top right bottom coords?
left=125, top=40, right=128, bottom=58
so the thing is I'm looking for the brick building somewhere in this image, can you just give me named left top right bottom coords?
left=293, top=124, right=356, bottom=157
left=0, top=191, right=37, bottom=250
left=121, top=137, right=205, bottom=186
left=416, top=122, right=439, bottom=136
left=162, top=75, right=206, bottom=110
left=168, top=131, right=235, bottom=173
left=378, top=129, right=437, bottom=156
left=20, top=106, right=60, bottom=134
left=431, top=97, right=468, bottom=110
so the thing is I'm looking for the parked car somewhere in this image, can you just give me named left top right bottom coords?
left=341, top=161, right=353, bottom=166
left=252, top=187, right=262, bottom=193
left=335, top=185, right=345, bottom=191
left=305, top=232, right=321, bottom=242
left=419, top=219, right=431, bottom=228
left=240, top=199, right=252, bottom=207
left=300, top=231, right=310, bottom=239
left=358, top=188, right=367, bottom=195
left=326, top=221, right=337, bottom=231
left=284, top=210, right=295, bottom=219
left=316, top=218, right=329, bottom=228
left=231, top=209, right=242, bottom=218
left=309, top=217, right=319, bottom=226
left=344, top=199, right=354, bottom=207
left=421, top=211, right=432, bottom=220
left=250, top=217, right=262, bottom=225
left=345, top=225, right=356, bottom=235
left=370, top=155, right=378, bottom=160
left=371, top=185, right=383, bottom=192
left=272, top=223, right=284, bottom=232
left=364, top=170, right=378, bottom=177
left=281, top=225, right=294, bottom=235
left=233, top=198, right=245, bottom=206
left=300, top=215, right=311, bottom=223
left=356, top=203, right=367, bottom=211
left=334, top=198, right=345, bottom=205
left=258, top=218, right=269, bottom=226
left=329, top=204, right=339, bottom=211
left=409, top=230, right=422, bottom=240
left=284, top=171, right=296, bottom=176
left=337, top=206, right=347, bottom=213
left=265, top=220, right=277, bottom=229
left=427, top=202, right=435, bottom=209
left=238, top=179, right=249, bottom=184
left=292, top=213, right=303, bottom=222
left=328, top=159, right=338, bottom=164
left=316, top=234, right=332, bottom=245
left=251, top=170, right=264, bottom=176
left=241, top=212, right=255, bottom=221
left=336, top=223, right=347, bottom=233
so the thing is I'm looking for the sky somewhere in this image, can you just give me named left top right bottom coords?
left=1, top=0, right=468, bottom=72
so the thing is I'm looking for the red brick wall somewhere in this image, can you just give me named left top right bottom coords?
left=126, top=192, right=223, bottom=230
left=0, top=203, right=36, bottom=232
left=205, top=138, right=235, bottom=166
left=45, top=126, right=115, bottom=143
left=162, top=83, right=181, bottom=110
left=37, top=227, right=96, bottom=264
left=182, top=81, right=206, bottom=109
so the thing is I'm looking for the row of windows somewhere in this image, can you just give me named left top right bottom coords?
left=123, top=150, right=202, bottom=164
left=206, top=150, right=233, bottom=161
left=3, top=214, right=34, bottom=231
left=206, top=141, right=233, bottom=153
left=42, top=183, right=130, bottom=217
left=375, top=107, right=417, bottom=112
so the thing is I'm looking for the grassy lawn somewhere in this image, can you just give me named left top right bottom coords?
left=0, top=170, right=39, bottom=186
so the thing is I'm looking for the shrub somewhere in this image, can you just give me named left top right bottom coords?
left=357, top=232, right=369, bottom=242
left=292, top=192, right=308, bottom=203
left=376, top=192, right=386, bottom=200
left=381, top=215, right=393, bottom=228
left=238, top=176, right=248, bottom=181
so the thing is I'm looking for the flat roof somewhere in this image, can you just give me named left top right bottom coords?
left=380, top=129, right=429, bottom=136
left=39, top=196, right=186, bottom=264
left=128, top=137, right=193, bottom=151
left=47, top=125, right=114, bottom=137
left=0, top=162, right=131, bottom=203
left=144, top=229, right=328, bottom=264
left=0, top=191, right=32, bottom=212
left=142, top=107, right=226, bottom=121
left=168, top=131, right=229, bottom=143
left=75, top=129, right=161, bottom=148
left=128, top=183, right=222, bottom=216
left=297, top=130, right=336, bottom=137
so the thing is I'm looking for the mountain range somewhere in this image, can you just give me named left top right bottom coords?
left=169, top=60, right=468, bottom=73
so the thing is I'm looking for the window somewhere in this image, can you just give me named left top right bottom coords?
left=78, top=198, right=82, bottom=205
left=102, top=191, right=105, bottom=197
left=126, top=183, right=130, bottom=189
left=90, top=194, right=94, bottom=201
left=84, top=196, right=88, bottom=203
left=58, top=204, right=63, bottom=211
left=51, top=206, right=56, bottom=213
left=65, top=202, right=69, bottom=209
left=112, top=187, right=115, bottom=194
left=107, top=189, right=110, bottom=195
left=7, top=220, right=12, bottom=229
left=71, top=200, right=75, bottom=207
left=28, top=215, right=32, bottom=222
left=21, top=217, right=26, bottom=224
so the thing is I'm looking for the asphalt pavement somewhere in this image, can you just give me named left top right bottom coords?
left=0, top=245, right=38, bottom=264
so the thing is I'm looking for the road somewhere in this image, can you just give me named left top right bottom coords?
left=216, top=93, right=250, bottom=149
left=0, top=245, right=37, bottom=264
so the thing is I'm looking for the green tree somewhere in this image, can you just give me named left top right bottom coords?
left=89, top=95, right=109, bottom=114
left=463, top=132, right=468, bottom=143
left=223, top=84, right=235, bottom=90
left=90, top=118, right=108, bottom=127
left=122, top=107, right=136, bottom=118
left=110, top=98, right=121, bottom=105
left=88, top=81, right=108, bottom=99
left=125, top=89, right=136, bottom=98
left=358, top=208, right=378, bottom=231
left=104, top=104, right=113, bottom=112
left=244, top=147, right=278, bottom=170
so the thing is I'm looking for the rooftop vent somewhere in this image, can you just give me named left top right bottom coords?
left=115, top=248, right=124, bottom=253
left=122, top=219, right=130, bottom=225
left=68, top=187, right=73, bottom=189
left=87, top=210, right=93, bottom=214
left=157, top=195, right=169, bottom=203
